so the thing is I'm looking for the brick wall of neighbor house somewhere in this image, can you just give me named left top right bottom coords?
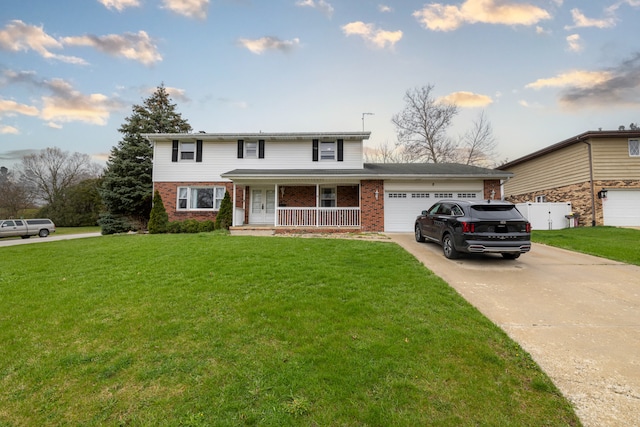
left=505, top=179, right=640, bottom=226
left=154, top=181, right=239, bottom=222
left=360, top=180, right=384, bottom=232
left=483, top=179, right=501, bottom=199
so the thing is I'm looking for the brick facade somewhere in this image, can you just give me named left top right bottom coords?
left=504, top=180, right=640, bottom=226
left=360, top=180, right=384, bottom=232
left=483, top=179, right=501, bottom=200
left=154, top=181, right=242, bottom=222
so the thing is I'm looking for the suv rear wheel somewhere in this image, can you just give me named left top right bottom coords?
left=442, top=233, right=459, bottom=259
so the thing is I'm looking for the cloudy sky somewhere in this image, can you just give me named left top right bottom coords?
left=1, top=0, right=639, bottom=166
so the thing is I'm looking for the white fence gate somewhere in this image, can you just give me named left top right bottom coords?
left=516, top=202, right=573, bottom=230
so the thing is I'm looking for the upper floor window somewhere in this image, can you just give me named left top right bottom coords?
left=237, top=140, right=265, bottom=159
left=312, top=139, right=343, bottom=162
left=320, top=142, right=336, bottom=160
left=172, top=140, right=202, bottom=162
left=629, top=139, right=640, bottom=157
left=177, top=186, right=226, bottom=210
left=180, top=142, right=195, bottom=160
left=245, top=142, right=257, bottom=158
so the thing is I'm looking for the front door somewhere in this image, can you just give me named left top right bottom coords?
left=249, top=188, right=276, bottom=224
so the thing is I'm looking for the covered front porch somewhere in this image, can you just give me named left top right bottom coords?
left=230, top=182, right=362, bottom=229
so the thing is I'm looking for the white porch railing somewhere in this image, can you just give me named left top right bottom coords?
left=277, top=207, right=360, bottom=227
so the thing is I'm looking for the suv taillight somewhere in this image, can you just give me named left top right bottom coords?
left=525, top=223, right=532, bottom=233
left=462, top=222, right=475, bottom=233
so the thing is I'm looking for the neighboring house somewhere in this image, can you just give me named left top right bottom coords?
left=144, top=132, right=511, bottom=233
left=498, top=130, right=640, bottom=227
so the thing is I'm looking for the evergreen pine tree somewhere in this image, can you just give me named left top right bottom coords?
left=215, top=191, right=233, bottom=230
left=100, top=84, right=191, bottom=232
left=148, top=190, right=169, bottom=234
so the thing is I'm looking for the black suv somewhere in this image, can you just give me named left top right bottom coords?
left=414, top=199, right=531, bottom=259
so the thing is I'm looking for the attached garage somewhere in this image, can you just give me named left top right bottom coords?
left=602, top=189, right=640, bottom=226
left=383, top=182, right=482, bottom=232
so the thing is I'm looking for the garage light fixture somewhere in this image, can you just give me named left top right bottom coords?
left=597, top=188, right=608, bottom=199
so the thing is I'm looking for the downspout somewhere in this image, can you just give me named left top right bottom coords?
left=584, top=141, right=597, bottom=226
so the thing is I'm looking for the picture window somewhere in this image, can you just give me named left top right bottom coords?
left=177, top=187, right=226, bottom=210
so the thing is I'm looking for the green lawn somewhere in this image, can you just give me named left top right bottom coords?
left=55, top=226, right=101, bottom=235
left=532, top=226, right=640, bottom=266
left=0, top=234, right=580, bottom=426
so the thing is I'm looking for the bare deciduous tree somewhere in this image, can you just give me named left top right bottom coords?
left=455, top=111, right=498, bottom=166
left=364, top=141, right=416, bottom=163
left=0, top=166, right=34, bottom=217
left=20, top=147, right=102, bottom=207
left=392, top=85, right=459, bottom=163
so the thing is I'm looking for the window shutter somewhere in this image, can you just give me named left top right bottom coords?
left=258, top=139, right=265, bottom=159
left=312, top=139, right=319, bottom=162
left=196, top=140, right=203, bottom=162
left=237, top=140, right=244, bottom=159
left=337, top=139, right=344, bottom=162
left=172, top=140, right=179, bottom=162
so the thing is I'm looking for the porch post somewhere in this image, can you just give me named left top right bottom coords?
left=232, top=183, right=237, bottom=227
left=275, top=184, right=279, bottom=227
left=316, top=184, right=320, bottom=227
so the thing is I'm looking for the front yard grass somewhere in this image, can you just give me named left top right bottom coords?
left=532, top=226, right=640, bottom=266
left=0, top=234, right=580, bottom=426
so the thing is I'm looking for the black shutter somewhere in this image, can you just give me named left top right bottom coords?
left=196, top=140, right=203, bottom=162
left=237, top=140, right=244, bottom=159
left=172, top=140, right=179, bottom=162
left=312, top=139, right=319, bottom=162
left=258, top=139, right=265, bottom=159
left=337, top=139, right=344, bottom=162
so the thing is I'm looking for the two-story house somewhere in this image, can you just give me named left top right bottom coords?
left=144, top=132, right=511, bottom=233
left=499, top=130, right=640, bottom=227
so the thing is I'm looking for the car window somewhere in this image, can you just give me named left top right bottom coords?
left=471, top=205, right=522, bottom=220
left=428, top=204, right=441, bottom=215
left=3, top=221, right=14, bottom=227
left=438, top=204, right=452, bottom=215
left=15, top=220, right=24, bottom=226
left=451, top=205, right=464, bottom=216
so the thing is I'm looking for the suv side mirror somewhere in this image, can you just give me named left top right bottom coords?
left=421, top=210, right=427, bottom=216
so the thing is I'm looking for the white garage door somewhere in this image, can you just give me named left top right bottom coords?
left=384, top=191, right=480, bottom=232
left=602, top=190, right=640, bottom=226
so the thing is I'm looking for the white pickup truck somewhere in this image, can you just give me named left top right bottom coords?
left=0, top=219, right=56, bottom=239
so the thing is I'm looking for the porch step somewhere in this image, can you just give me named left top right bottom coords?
left=229, top=226, right=276, bottom=236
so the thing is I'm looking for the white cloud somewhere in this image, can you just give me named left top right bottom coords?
left=0, top=125, right=20, bottom=135
left=295, top=0, right=334, bottom=18
left=161, top=0, right=209, bottom=19
left=62, top=31, right=162, bottom=65
left=0, top=98, right=39, bottom=117
left=342, top=21, right=402, bottom=49
left=564, top=8, right=616, bottom=30
left=237, top=36, right=301, bottom=54
left=413, top=0, right=551, bottom=32
left=525, top=70, right=612, bottom=90
left=40, top=80, right=119, bottom=126
left=0, top=20, right=86, bottom=64
left=438, top=91, right=493, bottom=107
left=98, top=0, right=140, bottom=12
left=566, top=34, right=583, bottom=52
left=378, top=5, right=392, bottom=13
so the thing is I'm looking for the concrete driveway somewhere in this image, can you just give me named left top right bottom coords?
left=0, top=232, right=102, bottom=247
left=388, top=233, right=640, bottom=427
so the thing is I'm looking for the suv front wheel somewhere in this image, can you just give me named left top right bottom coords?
left=442, top=233, right=459, bottom=259
left=415, top=225, right=425, bottom=242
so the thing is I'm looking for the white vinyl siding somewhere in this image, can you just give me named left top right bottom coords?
left=153, top=139, right=364, bottom=182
